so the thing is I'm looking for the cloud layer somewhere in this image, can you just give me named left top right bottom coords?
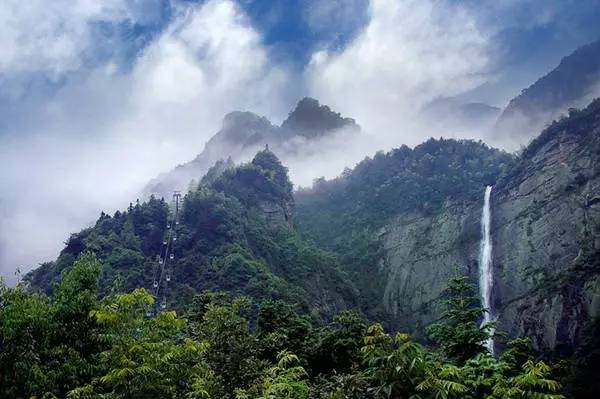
left=307, top=0, right=490, bottom=147
left=1, top=0, right=600, bottom=281
left=0, top=0, right=292, bottom=282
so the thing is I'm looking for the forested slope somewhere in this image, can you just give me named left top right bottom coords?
left=26, top=150, right=357, bottom=317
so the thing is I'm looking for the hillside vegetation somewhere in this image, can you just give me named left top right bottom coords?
left=3, top=254, right=566, bottom=398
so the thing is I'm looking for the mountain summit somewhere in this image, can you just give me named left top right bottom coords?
left=281, top=97, right=359, bottom=138
left=144, top=98, right=361, bottom=199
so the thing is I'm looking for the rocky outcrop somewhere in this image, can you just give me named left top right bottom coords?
left=259, top=199, right=293, bottom=230
left=491, top=103, right=600, bottom=353
left=379, top=201, right=481, bottom=335
left=376, top=100, right=600, bottom=352
left=281, top=97, right=359, bottom=139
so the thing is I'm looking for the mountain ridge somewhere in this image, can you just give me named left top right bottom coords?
left=495, top=39, right=600, bottom=141
left=144, top=97, right=360, bottom=199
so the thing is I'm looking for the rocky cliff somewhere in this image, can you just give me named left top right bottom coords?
left=295, top=138, right=512, bottom=332
left=378, top=200, right=481, bottom=336
left=379, top=100, right=600, bottom=352
left=296, top=100, right=600, bottom=353
left=492, top=101, right=600, bottom=353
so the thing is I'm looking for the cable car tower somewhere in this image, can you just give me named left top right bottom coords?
left=150, top=190, right=182, bottom=315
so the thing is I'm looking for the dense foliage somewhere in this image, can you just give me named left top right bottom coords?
left=25, top=150, right=356, bottom=318
left=296, top=138, right=511, bottom=240
left=16, top=134, right=598, bottom=398
left=2, top=256, right=567, bottom=398
left=295, top=138, right=512, bottom=321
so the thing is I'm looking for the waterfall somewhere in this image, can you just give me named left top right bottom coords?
left=479, top=185, right=495, bottom=353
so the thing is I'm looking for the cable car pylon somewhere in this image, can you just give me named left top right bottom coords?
left=148, top=190, right=181, bottom=316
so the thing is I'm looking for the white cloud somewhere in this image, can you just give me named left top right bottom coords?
left=306, top=0, right=490, bottom=147
left=0, top=0, right=134, bottom=79
left=125, top=0, right=291, bottom=140
left=0, top=0, right=293, bottom=282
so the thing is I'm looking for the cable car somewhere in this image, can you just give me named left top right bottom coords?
left=176, top=220, right=179, bottom=225
left=161, top=302, right=166, bottom=309
left=167, top=223, right=171, bottom=229
left=170, top=253, right=174, bottom=260
left=153, top=281, right=158, bottom=288
left=159, top=259, right=163, bottom=265
left=173, top=236, right=177, bottom=242
left=166, top=274, right=171, bottom=282
left=146, top=311, right=153, bottom=317
left=163, top=240, right=167, bottom=245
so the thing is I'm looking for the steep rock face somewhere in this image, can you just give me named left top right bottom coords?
left=295, top=138, right=511, bottom=333
left=492, top=103, right=600, bottom=353
left=258, top=200, right=293, bottom=230
left=379, top=200, right=481, bottom=335
left=375, top=102, right=600, bottom=351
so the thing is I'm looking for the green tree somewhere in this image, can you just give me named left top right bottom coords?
left=427, top=276, right=494, bottom=364
left=192, top=296, right=265, bottom=397
left=51, top=252, right=103, bottom=395
left=491, top=360, right=565, bottom=399
left=237, top=351, right=309, bottom=399
left=306, top=311, right=366, bottom=376
left=361, top=324, right=429, bottom=398
left=69, top=288, right=217, bottom=399
left=0, top=253, right=103, bottom=398
left=0, top=281, right=54, bottom=398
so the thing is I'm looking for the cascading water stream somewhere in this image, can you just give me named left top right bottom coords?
left=479, top=185, right=495, bottom=353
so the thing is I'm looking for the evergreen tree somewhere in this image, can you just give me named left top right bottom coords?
left=427, top=275, right=495, bottom=364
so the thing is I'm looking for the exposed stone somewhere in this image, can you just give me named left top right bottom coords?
left=377, top=102, right=600, bottom=353
left=491, top=113, right=600, bottom=352
left=379, top=200, right=481, bottom=336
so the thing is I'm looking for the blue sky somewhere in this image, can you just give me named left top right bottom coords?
left=1, top=0, right=599, bottom=116
left=1, top=0, right=600, bottom=280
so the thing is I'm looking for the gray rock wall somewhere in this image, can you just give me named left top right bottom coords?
left=492, top=122, right=600, bottom=352
left=379, top=201, right=481, bottom=335
left=378, top=115, right=600, bottom=352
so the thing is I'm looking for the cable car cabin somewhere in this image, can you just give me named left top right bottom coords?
left=153, top=281, right=158, bottom=288
left=163, top=240, right=167, bottom=245
left=161, top=302, right=166, bottom=309
left=173, top=236, right=177, bottom=241
left=170, top=253, right=174, bottom=260
left=166, top=275, right=171, bottom=282
left=167, top=224, right=171, bottom=229
left=176, top=221, right=179, bottom=225
left=159, top=259, right=163, bottom=265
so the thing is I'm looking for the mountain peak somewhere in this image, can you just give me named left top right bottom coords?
left=220, top=111, right=274, bottom=136
left=281, top=97, right=359, bottom=138
left=205, top=111, right=276, bottom=149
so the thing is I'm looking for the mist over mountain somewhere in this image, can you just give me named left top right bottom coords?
left=144, top=97, right=361, bottom=199
left=495, top=39, right=600, bottom=143
left=22, top=97, right=600, bottom=397
left=420, top=97, right=501, bottom=137
left=4, top=1, right=600, bottom=397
